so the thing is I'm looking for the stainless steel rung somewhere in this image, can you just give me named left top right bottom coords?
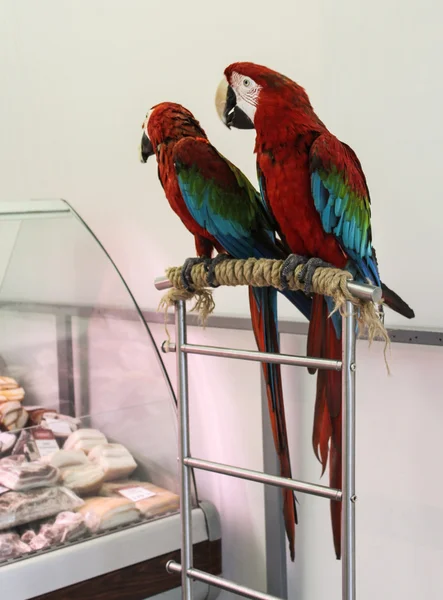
left=166, top=561, right=283, bottom=600
left=181, top=343, right=342, bottom=371
left=184, top=457, right=342, bottom=501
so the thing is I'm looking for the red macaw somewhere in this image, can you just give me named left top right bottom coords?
left=216, top=63, right=415, bottom=559
left=139, top=102, right=314, bottom=560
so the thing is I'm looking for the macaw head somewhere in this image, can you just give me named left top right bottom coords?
left=139, top=102, right=207, bottom=163
left=215, top=62, right=315, bottom=133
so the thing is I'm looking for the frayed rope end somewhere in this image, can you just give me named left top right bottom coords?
left=157, top=285, right=215, bottom=342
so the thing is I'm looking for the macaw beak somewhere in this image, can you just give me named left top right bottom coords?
left=215, top=78, right=254, bottom=130
left=139, top=130, right=154, bottom=163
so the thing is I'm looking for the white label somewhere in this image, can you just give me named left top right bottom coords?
left=44, top=418, right=72, bottom=436
left=0, top=485, right=9, bottom=495
left=35, top=438, right=60, bottom=457
left=118, top=487, right=156, bottom=502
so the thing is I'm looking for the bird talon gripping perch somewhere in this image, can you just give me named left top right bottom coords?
left=181, top=257, right=210, bottom=291
left=280, top=254, right=308, bottom=290
left=298, top=257, right=334, bottom=294
left=205, top=253, right=231, bottom=287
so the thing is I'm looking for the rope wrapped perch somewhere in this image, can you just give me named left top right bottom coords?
left=158, top=257, right=390, bottom=353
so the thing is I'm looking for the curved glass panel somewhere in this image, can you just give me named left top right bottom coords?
left=0, top=199, right=194, bottom=565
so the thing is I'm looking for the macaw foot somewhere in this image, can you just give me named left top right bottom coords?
left=298, top=257, right=334, bottom=294
left=280, top=254, right=308, bottom=290
left=205, top=253, right=232, bottom=288
left=181, top=257, right=210, bottom=292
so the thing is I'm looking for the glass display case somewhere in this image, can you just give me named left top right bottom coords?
left=0, top=200, right=221, bottom=600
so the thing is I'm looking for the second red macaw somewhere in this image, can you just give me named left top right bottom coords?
left=140, top=102, right=314, bottom=560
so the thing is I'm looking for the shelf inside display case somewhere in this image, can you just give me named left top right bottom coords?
left=2, top=505, right=221, bottom=600
left=0, top=200, right=220, bottom=599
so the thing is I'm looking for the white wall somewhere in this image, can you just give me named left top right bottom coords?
left=1, top=0, right=442, bottom=327
left=1, top=1, right=443, bottom=599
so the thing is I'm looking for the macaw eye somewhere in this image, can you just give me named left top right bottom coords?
left=243, top=78, right=251, bottom=88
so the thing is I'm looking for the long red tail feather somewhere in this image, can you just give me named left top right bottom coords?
left=308, top=294, right=342, bottom=559
left=248, top=286, right=297, bottom=561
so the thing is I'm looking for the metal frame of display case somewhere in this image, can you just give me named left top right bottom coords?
left=154, top=275, right=384, bottom=600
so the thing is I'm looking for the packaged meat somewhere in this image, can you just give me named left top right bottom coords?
left=61, top=463, right=105, bottom=496
left=41, top=414, right=79, bottom=439
left=0, top=376, right=20, bottom=391
left=0, top=387, right=25, bottom=403
left=64, top=429, right=107, bottom=454
left=26, top=532, right=50, bottom=551
left=25, top=511, right=89, bottom=551
left=12, top=427, right=60, bottom=461
left=99, top=480, right=179, bottom=519
left=0, top=532, right=31, bottom=561
left=40, top=449, right=88, bottom=469
left=77, top=496, right=140, bottom=531
left=11, top=430, right=40, bottom=461
left=54, top=511, right=89, bottom=542
left=88, top=443, right=137, bottom=481
left=20, top=529, right=36, bottom=545
left=0, top=458, right=60, bottom=491
left=0, top=402, right=28, bottom=431
left=27, top=407, right=58, bottom=427
left=0, top=433, right=16, bottom=456
left=0, top=486, right=84, bottom=530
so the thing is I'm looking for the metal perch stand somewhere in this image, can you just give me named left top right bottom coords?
left=154, top=269, right=379, bottom=600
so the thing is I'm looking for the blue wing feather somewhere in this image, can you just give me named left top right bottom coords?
left=174, top=139, right=312, bottom=320
left=310, top=136, right=381, bottom=287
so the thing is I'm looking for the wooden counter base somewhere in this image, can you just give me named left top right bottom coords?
left=32, top=539, right=222, bottom=600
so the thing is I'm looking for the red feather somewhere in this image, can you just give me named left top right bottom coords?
left=256, top=142, right=345, bottom=557
left=249, top=287, right=297, bottom=561
left=256, top=145, right=347, bottom=267
left=147, top=103, right=223, bottom=257
left=145, top=102, right=298, bottom=559
left=224, top=62, right=414, bottom=560
left=308, top=295, right=342, bottom=558
left=225, top=65, right=347, bottom=557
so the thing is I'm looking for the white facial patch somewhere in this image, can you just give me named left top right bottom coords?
left=143, top=108, right=154, bottom=136
left=231, top=71, right=262, bottom=123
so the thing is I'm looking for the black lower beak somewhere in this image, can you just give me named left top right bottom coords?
left=224, top=85, right=254, bottom=130
left=140, top=131, right=154, bottom=163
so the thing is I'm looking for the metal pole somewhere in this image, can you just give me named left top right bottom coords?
left=164, top=342, right=342, bottom=371
left=167, top=562, right=284, bottom=600
left=181, top=343, right=342, bottom=371
left=342, top=299, right=357, bottom=600
left=176, top=300, right=193, bottom=599
left=184, top=457, right=342, bottom=501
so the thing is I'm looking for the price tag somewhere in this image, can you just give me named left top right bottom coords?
left=35, top=438, right=59, bottom=457
left=118, top=487, right=156, bottom=502
left=32, top=428, right=60, bottom=457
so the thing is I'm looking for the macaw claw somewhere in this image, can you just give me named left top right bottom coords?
left=297, top=257, right=333, bottom=294
left=181, top=257, right=211, bottom=291
left=280, top=254, right=308, bottom=290
left=205, top=253, right=231, bottom=288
